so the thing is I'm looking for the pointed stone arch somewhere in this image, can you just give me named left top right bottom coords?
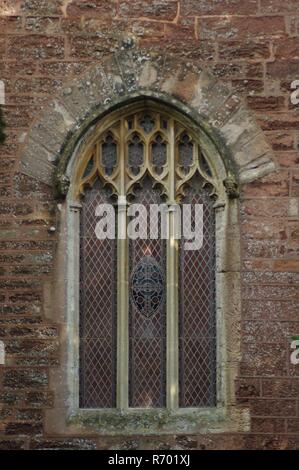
left=17, top=43, right=262, bottom=435
left=18, top=44, right=275, bottom=196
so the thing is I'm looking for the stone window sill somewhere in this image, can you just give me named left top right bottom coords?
left=67, top=407, right=249, bottom=435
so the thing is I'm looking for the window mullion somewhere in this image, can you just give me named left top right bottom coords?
left=166, top=119, right=179, bottom=410
left=116, top=119, right=129, bottom=410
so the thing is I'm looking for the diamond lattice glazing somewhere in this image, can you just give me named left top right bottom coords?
left=179, top=179, right=216, bottom=407
left=129, top=178, right=166, bottom=408
left=79, top=188, right=117, bottom=408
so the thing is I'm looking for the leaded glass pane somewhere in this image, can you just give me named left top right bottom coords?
left=161, top=117, right=168, bottom=130
left=127, top=116, right=134, bottom=130
left=179, top=177, right=216, bottom=407
left=83, top=155, right=94, bottom=178
left=151, top=133, right=167, bottom=175
left=79, top=187, right=117, bottom=408
left=78, top=107, right=218, bottom=412
left=131, top=256, right=164, bottom=318
left=178, top=133, right=193, bottom=173
left=102, top=133, right=117, bottom=176
left=128, top=132, right=144, bottom=175
left=200, top=154, right=212, bottom=177
left=139, top=114, right=155, bottom=133
left=129, top=177, right=166, bottom=408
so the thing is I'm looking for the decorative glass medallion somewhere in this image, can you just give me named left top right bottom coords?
left=130, top=255, right=164, bottom=318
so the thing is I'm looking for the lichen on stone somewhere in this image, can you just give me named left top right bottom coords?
left=67, top=409, right=220, bottom=435
left=223, top=171, right=239, bottom=199
left=54, top=172, right=70, bottom=199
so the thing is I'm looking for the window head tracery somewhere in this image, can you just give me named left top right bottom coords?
left=73, top=104, right=224, bottom=203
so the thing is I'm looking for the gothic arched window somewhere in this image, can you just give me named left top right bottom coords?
left=69, top=102, right=228, bottom=411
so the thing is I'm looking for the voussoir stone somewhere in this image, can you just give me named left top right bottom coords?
left=19, top=49, right=276, bottom=186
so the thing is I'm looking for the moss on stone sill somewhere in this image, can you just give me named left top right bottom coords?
left=67, top=409, right=225, bottom=435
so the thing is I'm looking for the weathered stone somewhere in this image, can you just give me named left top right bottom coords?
left=251, top=418, right=286, bottom=434
left=5, top=422, right=43, bottom=435
left=241, top=343, right=288, bottom=376
left=21, top=0, right=62, bottom=16
left=181, top=0, right=258, bottom=15
left=199, top=16, right=285, bottom=41
left=243, top=171, right=289, bottom=197
left=218, top=40, right=270, bottom=61
left=26, top=391, right=54, bottom=408
left=20, top=142, right=56, bottom=185
left=235, top=378, right=260, bottom=398
left=30, top=438, right=96, bottom=450
left=6, top=339, right=59, bottom=357
left=0, top=439, right=27, bottom=450
left=3, top=370, right=48, bottom=389
left=66, top=0, right=117, bottom=17
left=7, top=35, right=64, bottom=60
left=119, top=0, right=177, bottom=20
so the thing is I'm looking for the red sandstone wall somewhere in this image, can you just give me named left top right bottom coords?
left=0, top=0, right=298, bottom=450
